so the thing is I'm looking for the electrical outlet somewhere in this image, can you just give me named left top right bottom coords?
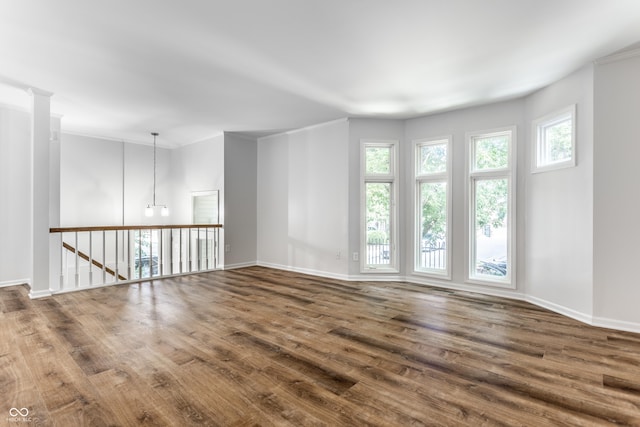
left=225, top=244, right=231, bottom=253
left=353, top=252, right=359, bottom=261
left=336, top=251, right=341, bottom=260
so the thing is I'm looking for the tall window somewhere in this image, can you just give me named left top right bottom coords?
left=467, top=127, right=516, bottom=287
left=362, top=140, right=397, bottom=272
left=414, top=137, right=451, bottom=277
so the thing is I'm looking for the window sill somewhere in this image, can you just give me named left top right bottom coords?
left=466, top=277, right=516, bottom=290
left=413, top=269, right=451, bottom=281
left=361, top=267, right=399, bottom=274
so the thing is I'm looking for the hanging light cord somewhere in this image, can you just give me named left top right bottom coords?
left=152, top=132, right=158, bottom=207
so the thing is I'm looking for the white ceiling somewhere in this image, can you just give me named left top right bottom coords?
left=2, top=0, right=640, bottom=147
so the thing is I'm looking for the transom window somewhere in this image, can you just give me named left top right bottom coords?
left=532, top=105, right=576, bottom=173
left=365, top=145, right=392, bottom=175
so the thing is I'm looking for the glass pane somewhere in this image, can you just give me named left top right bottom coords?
left=365, top=146, right=391, bottom=174
left=544, top=118, right=572, bottom=164
left=133, top=229, right=159, bottom=279
left=365, top=182, right=391, bottom=266
left=473, top=178, right=508, bottom=279
left=418, top=143, right=447, bottom=174
left=418, top=182, right=447, bottom=271
left=474, top=135, right=509, bottom=170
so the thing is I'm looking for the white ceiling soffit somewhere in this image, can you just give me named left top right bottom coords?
left=1, top=0, right=640, bottom=147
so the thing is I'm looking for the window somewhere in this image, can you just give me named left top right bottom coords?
left=133, top=229, right=159, bottom=279
left=414, top=137, right=451, bottom=277
left=532, top=105, right=575, bottom=173
left=467, top=127, right=516, bottom=288
left=192, top=190, right=220, bottom=224
left=362, top=140, right=397, bottom=272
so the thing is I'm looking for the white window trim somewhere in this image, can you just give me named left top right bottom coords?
left=532, top=104, right=576, bottom=173
left=413, top=136, right=452, bottom=279
left=361, top=139, right=399, bottom=273
left=465, top=126, right=516, bottom=289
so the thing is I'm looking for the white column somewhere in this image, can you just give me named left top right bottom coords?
left=49, top=117, right=62, bottom=292
left=28, top=87, right=53, bottom=298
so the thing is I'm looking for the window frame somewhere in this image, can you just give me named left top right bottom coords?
left=361, top=139, right=398, bottom=273
left=532, top=104, right=576, bottom=173
left=413, top=136, right=452, bottom=279
left=466, top=126, right=516, bottom=289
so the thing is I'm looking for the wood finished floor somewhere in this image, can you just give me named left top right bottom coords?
left=2, top=267, right=640, bottom=426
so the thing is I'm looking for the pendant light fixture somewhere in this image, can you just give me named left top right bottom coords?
left=145, top=132, right=169, bottom=217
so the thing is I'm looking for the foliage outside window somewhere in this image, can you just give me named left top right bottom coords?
left=415, top=137, right=451, bottom=277
left=468, top=128, right=515, bottom=288
left=532, top=105, right=576, bottom=173
left=365, top=146, right=391, bottom=175
left=362, top=140, right=397, bottom=272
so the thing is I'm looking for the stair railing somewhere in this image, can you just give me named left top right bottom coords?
left=49, top=224, right=221, bottom=292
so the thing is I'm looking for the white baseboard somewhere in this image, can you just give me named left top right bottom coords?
left=223, top=261, right=258, bottom=270
left=29, top=288, right=52, bottom=299
left=257, top=261, right=351, bottom=282
left=347, top=273, right=405, bottom=282
left=592, top=316, right=640, bottom=334
left=0, top=278, right=30, bottom=288
left=525, top=294, right=594, bottom=325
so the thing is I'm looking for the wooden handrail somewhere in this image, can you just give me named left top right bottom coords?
left=50, top=224, right=222, bottom=233
left=62, top=242, right=127, bottom=281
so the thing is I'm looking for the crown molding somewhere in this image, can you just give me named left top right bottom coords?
left=258, top=117, right=348, bottom=141
left=61, top=130, right=177, bottom=149
left=0, top=75, right=53, bottom=96
left=594, top=46, right=640, bottom=65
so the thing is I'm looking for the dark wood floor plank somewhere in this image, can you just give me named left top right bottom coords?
left=4, top=287, right=117, bottom=426
left=88, top=367, right=181, bottom=426
left=0, top=336, right=50, bottom=426
left=2, top=267, right=640, bottom=425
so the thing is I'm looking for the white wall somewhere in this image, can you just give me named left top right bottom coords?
left=593, top=51, right=640, bottom=329
left=257, top=119, right=350, bottom=278
left=169, top=135, right=224, bottom=224
left=224, top=133, right=257, bottom=268
left=61, top=134, right=124, bottom=226
left=524, top=65, right=594, bottom=320
left=60, top=134, right=172, bottom=226
left=257, top=133, right=289, bottom=267
left=125, top=141, right=172, bottom=225
left=404, top=99, right=526, bottom=296
left=0, top=105, right=31, bottom=286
